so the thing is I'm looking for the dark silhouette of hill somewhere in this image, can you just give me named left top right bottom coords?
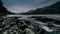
left=22, top=1, right=60, bottom=14
left=0, top=0, right=14, bottom=16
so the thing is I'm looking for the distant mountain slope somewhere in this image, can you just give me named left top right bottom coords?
left=22, top=1, right=60, bottom=14
left=0, top=0, right=14, bottom=16
left=49, top=1, right=60, bottom=9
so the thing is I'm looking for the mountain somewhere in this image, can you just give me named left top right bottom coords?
left=0, top=0, right=14, bottom=16
left=22, top=1, right=60, bottom=14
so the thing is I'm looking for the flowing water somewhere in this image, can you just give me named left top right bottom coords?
left=0, top=15, right=60, bottom=34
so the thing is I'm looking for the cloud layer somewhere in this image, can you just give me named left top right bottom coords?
left=2, top=0, right=59, bottom=13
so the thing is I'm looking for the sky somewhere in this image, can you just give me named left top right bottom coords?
left=2, top=0, right=59, bottom=13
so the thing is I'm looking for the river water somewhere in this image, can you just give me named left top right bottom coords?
left=1, top=15, right=60, bottom=34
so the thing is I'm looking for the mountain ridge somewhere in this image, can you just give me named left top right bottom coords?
left=22, top=1, right=60, bottom=14
left=0, top=0, right=14, bottom=16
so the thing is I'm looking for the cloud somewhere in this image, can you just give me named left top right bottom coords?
left=2, top=0, right=59, bottom=13
left=7, top=6, right=32, bottom=13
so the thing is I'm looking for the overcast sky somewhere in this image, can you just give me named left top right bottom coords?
left=2, top=0, right=59, bottom=13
